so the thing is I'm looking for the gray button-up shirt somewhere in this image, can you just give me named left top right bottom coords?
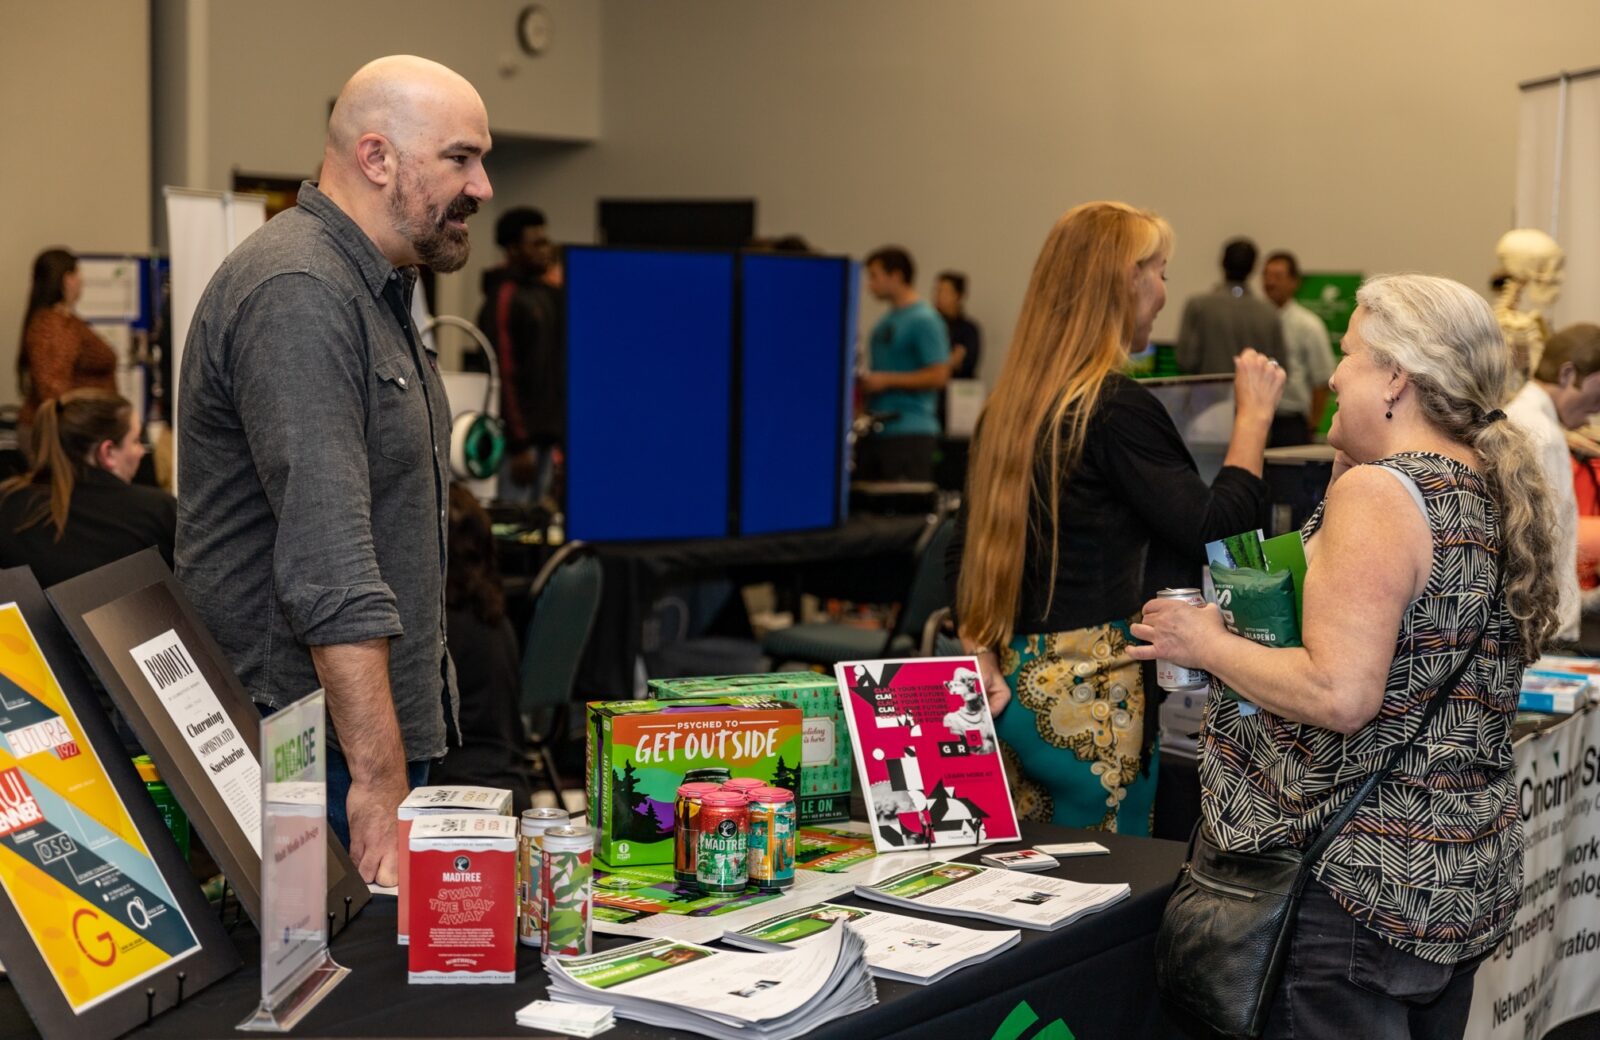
left=176, top=181, right=457, bottom=760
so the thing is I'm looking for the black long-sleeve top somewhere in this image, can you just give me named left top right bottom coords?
left=947, top=373, right=1267, bottom=634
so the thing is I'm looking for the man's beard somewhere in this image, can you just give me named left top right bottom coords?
left=389, top=173, right=477, bottom=273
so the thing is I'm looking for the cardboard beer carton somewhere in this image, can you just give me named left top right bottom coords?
left=407, top=814, right=518, bottom=984
left=648, top=673, right=853, bottom=823
left=397, top=785, right=513, bottom=944
left=585, top=697, right=803, bottom=866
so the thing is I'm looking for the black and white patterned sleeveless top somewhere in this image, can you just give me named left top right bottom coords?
left=1198, top=452, right=1525, bottom=964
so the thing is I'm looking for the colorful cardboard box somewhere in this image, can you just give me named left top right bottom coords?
left=648, top=673, right=853, bottom=824
left=407, top=814, right=518, bottom=984
left=585, top=697, right=803, bottom=866
left=396, top=785, right=513, bottom=944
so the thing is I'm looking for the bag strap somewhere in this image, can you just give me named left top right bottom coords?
left=1295, top=617, right=1493, bottom=882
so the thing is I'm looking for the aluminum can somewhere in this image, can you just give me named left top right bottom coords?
left=721, top=777, right=766, bottom=796
left=517, top=807, right=569, bottom=947
left=673, top=782, right=723, bottom=886
left=746, top=787, right=796, bottom=891
left=695, top=790, right=750, bottom=895
left=1154, top=588, right=1210, bottom=691
left=539, top=824, right=594, bottom=958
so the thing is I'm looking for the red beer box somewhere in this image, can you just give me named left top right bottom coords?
left=407, top=814, right=519, bottom=984
left=397, top=785, right=513, bottom=944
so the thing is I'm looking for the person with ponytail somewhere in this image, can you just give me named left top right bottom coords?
left=946, top=201, right=1285, bottom=835
left=1131, top=274, right=1560, bottom=1037
left=17, top=249, right=119, bottom=433
left=0, top=389, right=173, bottom=587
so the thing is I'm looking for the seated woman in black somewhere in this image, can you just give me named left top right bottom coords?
left=0, top=389, right=174, bottom=586
left=430, top=483, right=534, bottom=812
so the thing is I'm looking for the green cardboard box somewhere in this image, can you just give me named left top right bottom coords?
left=585, top=697, right=803, bottom=866
left=648, top=672, right=853, bottom=824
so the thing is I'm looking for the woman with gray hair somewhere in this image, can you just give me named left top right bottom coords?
left=1131, top=273, right=1560, bottom=1038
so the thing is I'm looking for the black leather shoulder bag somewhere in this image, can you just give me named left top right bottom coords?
left=1153, top=639, right=1481, bottom=1039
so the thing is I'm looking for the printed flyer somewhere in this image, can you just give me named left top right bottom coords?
left=856, top=861, right=1128, bottom=931
left=546, top=925, right=876, bottom=1039
left=592, top=861, right=854, bottom=944
left=725, top=901, right=1020, bottom=984
left=131, top=628, right=262, bottom=856
left=0, top=603, right=201, bottom=1012
left=835, top=658, right=1020, bottom=852
left=794, top=827, right=877, bottom=873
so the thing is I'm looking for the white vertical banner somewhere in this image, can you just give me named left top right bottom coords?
left=163, top=189, right=267, bottom=494
left=1468, top=709, right=1600, bottom=1038
left=1515, top=72, right=1600, bottom=329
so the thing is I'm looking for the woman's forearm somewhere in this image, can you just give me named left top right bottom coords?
left=1197, top=635, right=1372, bottom=734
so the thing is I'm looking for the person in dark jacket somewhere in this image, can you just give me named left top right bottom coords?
left=0, top=388, right=173, bottom=587
left=431, top=483, right=533, bottom=811
left=476, top=207, right=563, bottom=503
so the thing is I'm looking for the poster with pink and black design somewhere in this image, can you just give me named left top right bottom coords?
left=835, top=657, right=1020, bottom=853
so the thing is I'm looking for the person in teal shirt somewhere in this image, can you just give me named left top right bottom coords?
left=858, top=246, right=951, bottom=482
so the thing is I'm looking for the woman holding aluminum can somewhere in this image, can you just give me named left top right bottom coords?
left=1131, top=276, right=1561, bottom=1038
left=946, top=205, right=1283, bottom=835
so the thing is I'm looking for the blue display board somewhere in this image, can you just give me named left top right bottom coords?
left=565, top=249, right=735, bottom=541
left=738, top=254, right=855, bottom=536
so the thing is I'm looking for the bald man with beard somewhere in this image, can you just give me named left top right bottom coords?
left=176, top=56, right=493, bottom=884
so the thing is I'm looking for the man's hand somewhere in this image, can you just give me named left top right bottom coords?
left=858, top=371, right=889, bottom=395
left=509, top=447, right=539, bottom=487
left=346, top=770, right=410, bottom=886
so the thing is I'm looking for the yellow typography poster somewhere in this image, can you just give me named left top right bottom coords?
left=0, top=602, right=199, bottom=1011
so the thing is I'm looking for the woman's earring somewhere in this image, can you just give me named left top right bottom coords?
left=1384, top=399, right=1394, bottom=420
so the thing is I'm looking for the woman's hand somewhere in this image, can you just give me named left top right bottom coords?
left=1127, top=597, right=1229, bottom=670
left=1233, top=349, right=1287, bottom=427
left=974, top=650, right=1012, bottom=717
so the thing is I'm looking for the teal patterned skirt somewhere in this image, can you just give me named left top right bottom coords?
left=995, top=619, right=1158, bottom=836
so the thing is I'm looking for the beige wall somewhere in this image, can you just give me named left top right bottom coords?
left=495, top=0, right=1600, bottom=382
left=0, top=1, right=151, bottom=405
left=152, top=0, right=601, bottom=336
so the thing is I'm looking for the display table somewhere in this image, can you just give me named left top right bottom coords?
left=0, top=823, right=1186, bottom=1040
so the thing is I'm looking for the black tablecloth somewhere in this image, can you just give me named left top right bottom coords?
left=1, top=823, right=1186, bottom=1040
left=573, top=515, right=931, bottom=698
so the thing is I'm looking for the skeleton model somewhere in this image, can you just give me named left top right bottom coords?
left=1494, top=228, right=1565, bottom=381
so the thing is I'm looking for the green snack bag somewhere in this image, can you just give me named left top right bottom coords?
left=1210, top=565, right=1301, bottom=705
left=1210, top=566, right=1301, bottom=649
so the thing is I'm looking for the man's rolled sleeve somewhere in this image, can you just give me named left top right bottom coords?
left=228, top=273, right=404, bottom=647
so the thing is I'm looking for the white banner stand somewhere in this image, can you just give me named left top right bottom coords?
left=162, top=187, right=267, bottom=494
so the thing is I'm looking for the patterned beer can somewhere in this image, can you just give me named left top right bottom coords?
left=695, top=791, right=750, bottom=895
left=673, top=782, right=723, bottom=886
left=1154, top=588, right=1210, bottom=691
left=746, top=787, right=796, bottom=891
left=682, top=766, right=732, bottom=786
left=539, top=824, right=594, bottom=958
left=517, top=807, right=569, bottom=947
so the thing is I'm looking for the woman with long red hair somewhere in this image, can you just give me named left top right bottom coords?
left=947, top=201, right=1283, bottom=834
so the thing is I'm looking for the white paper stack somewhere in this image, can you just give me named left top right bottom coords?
left=855, top=861, right=1129, bottom=930
left=514, top=999, right=615, bottom=1036
left=723, top=901, right=1019, bottom=985
left=546, top=924, right=875, bottom=1040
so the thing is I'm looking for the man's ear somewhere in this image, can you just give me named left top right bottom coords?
left=1559, top=361, right=1579, bottom=390
left=354, top=133, right=395, bottom=187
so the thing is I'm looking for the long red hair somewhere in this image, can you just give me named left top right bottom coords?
left=957, top=201, right=1173, bottom=648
